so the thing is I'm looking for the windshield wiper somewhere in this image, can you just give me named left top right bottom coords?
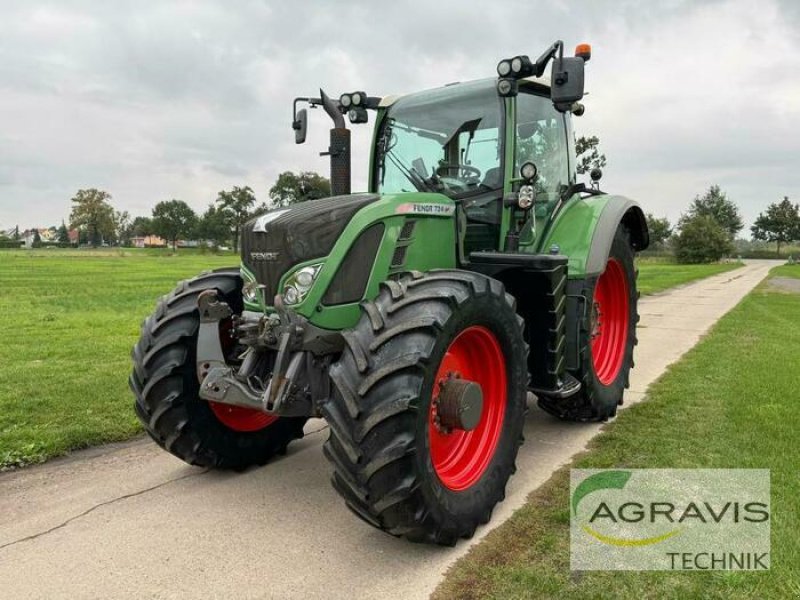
left=385, top=150, right=437, bottom=193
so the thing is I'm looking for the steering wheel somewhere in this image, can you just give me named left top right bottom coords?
left=436, top=163, right=482, bottom=181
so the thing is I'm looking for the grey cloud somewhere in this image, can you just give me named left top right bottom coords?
left=0, top=0, right=797, bottom=232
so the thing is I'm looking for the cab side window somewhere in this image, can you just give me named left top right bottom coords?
left=515, top=91, right=569, bottom=204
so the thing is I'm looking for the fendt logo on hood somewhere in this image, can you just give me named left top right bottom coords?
left=250, top=251, right=280, bottom=262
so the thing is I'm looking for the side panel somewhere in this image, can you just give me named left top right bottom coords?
left=539, top=194, right=648, bottom=278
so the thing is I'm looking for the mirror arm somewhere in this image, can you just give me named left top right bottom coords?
left=533, top=40, right=563, bottom=76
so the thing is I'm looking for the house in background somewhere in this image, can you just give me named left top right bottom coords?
left=131, top=235, right=167, bottom=248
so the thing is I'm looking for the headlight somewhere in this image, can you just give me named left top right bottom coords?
left=497, top=59, right=511, bottom=77
left=518, top=185, right=536, bottom=209
left=282, top=263, right=323, bottom=305
left=339, top=93, right=352, bottom=108
left=242, top=280, right=261, bottom=304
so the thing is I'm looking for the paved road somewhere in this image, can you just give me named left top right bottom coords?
left=0, top=260, right=777, bottom=600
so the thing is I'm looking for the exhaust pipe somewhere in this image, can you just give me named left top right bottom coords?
left=320, top=89, right=351, bottom=196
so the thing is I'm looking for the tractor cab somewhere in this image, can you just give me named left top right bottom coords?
left=371, top=77, right=574, bottom=258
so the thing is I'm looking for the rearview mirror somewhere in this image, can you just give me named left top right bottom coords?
left=293, top=108, right=308, bottom=144
left=550, top=56, right=585, bottom=111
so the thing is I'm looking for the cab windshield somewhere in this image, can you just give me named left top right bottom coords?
left=375, top=80, right=503, bottom=200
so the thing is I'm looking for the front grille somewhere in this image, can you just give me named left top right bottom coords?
left=322, top=222, right=385, bottom=306
left=241, top=193, right=378, bottom=301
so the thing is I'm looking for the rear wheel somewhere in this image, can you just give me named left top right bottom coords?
left=322, top=270, right=528, bottom=545
left=130, top=269, right=306, bottom=469
left=538, top=225, right=638, bottom=421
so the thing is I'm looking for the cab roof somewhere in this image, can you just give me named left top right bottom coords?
left=378, top=74, right=551, bottom=108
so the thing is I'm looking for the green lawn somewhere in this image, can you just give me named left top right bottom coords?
left=636, top=258, right=742, bottom=295
left=0, top=250, right=750, bottom=470
left=0, top=249, right=237, bottom=469
left=434, top=264, right=800, bottom=600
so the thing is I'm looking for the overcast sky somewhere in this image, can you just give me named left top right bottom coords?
left=1, top=0, right=798, bottom=232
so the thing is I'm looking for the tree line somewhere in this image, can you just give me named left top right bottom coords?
left=57, top=171, right=330, bottom=251
left=577, top=136, right=799, bottom=262
left=5, top=137, right=797, bottom=261
left=645, top=186, right=800, bottom=263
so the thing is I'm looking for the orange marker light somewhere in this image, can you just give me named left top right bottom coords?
left=575, top=43, right=592, bottom=62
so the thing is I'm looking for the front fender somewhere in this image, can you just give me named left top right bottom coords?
left=541, top=194, right=649, bottom=278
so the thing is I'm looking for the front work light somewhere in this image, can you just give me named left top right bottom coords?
left=497, top=59, right=512, bottom=77
left=520, top=161, right=538, bottom=181
left=496, top=78, right=518, bottom=97
left=348, top=107, right=369, bottom=124
left=510, top=55, right=534, bottom=77
left=339, top=93, right=352, bottom=108
left=498, top=55, right=534, bottom=79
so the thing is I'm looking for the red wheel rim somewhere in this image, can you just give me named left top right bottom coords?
left=208, top=402, right=278, bottom=432
left=207, top=318, right=278, bottom=433
left=591, top=258, right=630, bottom=385
left=428, top=326, right=507, bottom=491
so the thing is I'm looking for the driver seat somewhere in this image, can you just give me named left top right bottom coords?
left=481, top=167, right=501, bottom=189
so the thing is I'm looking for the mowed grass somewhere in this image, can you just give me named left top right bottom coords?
left=0, top=250, right=750, bottom=469
left=636, top=257, right=742, bottom=295
left=434, top=264, right=800, bottom=600
left=0, top=249, right=237, bottom=469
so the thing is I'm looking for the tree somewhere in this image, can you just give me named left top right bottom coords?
left=674, top=215, right=733, bottom=264
left=151, top=200, right=197, bottom=250
left=196, top=204, right=232, bottom=247
left=216, top=186, right=257, bottom=252
left=13, top=226, right=19, bottom=241
left=751, top=197, right=800, bottom=257
left=268, top=171, right=331, bottom=207
left=131, top=216, right=154, bottom=237
left=681, top=185, right=743, bottom=241
left=32, top=229, right=42, bottom=247
left=645, top=213, right=673, bottom=249
left=57, top=221, right=70, bottom=244
left=114, top=210, right=133, bottom=246
left=68, top=188, right=116, bottom=246
left=575, top=135, right=607, bottom=175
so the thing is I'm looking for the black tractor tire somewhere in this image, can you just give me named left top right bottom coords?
left=130, top=268, right=307, bottom=469
left=322, top=270, right=528, bottom=545
left=538, top=225, right=638, bottom=422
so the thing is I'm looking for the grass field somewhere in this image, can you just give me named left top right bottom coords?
left=0, top=250, right=750, bottom=470
left=434, top=264, right=800, bottom=600
left=0, top=249, right=237, bottom=469
left=636, top=257, right=742, bottom=295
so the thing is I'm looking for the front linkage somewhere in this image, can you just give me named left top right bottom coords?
left=197, top=290, right=341, bottom=419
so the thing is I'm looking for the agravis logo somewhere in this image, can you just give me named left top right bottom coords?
left=572, top=470, right=681, bottom=547
left=570, top=469, right=771, bottom=571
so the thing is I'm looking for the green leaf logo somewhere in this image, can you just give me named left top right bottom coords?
left=572, top=470, right=681, bottom=547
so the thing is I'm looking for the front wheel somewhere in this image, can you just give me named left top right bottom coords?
left=538, top=225, right=638, bottom=421
left=322, top=270, right=528, bottom=545
left=130, top=269, right=307, bottom=469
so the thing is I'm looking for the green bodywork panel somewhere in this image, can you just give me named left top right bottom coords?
left=538, top=193, right=643, bottom=278
left=243, top=192, right=456, bottom=330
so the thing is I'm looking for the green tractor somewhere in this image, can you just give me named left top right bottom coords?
left=130, top=40, right=648, bottom=545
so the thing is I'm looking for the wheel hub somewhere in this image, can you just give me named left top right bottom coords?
left=434, top=375, right=484, bottom=433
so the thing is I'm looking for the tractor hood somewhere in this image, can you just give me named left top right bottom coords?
left=241, top=193, right=378, bottom=301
